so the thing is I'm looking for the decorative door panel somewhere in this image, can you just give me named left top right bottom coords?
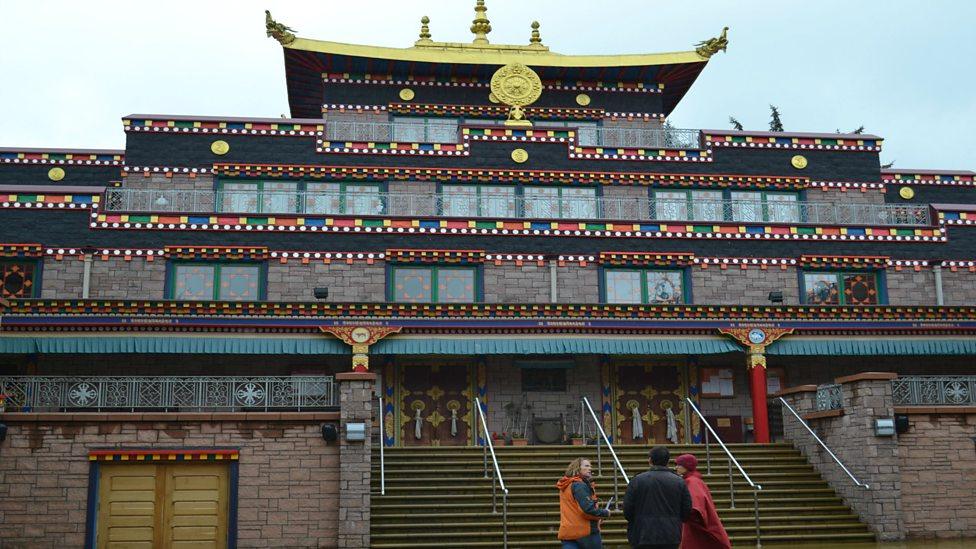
left=612, top=362, right=689, bottom=444
left=399, top=363, right=473, bottom=446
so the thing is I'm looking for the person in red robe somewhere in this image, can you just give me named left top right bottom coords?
left=675, top=454, right=732, bottom=549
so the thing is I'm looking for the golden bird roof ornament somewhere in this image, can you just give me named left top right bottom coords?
left=265, top=10, right=297, bottom=46
left=695, top=27, right=729, bottom=59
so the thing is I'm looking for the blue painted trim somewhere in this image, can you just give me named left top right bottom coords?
left=84, top=460, right=99, bottom=549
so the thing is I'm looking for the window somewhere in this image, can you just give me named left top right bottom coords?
left=524, top=186, right=597, bottom=219
left=534, top=120, right=599, bottom=146
left=521, top=368, right=567, bottom=392
left=391, top=117, right=458, bottom=143
left=0, top=260, right=38, bottom=298
left=391, top=266, right=478, bottom=303
left=653, top=190, right=723, bottom=221
left=441, top=185, right=516, bottom=218
left=604, top=269, right=686, bottom=304
left=730, top=191, right=799, bottom=223
left=170, top=263, right=263, bottom=301
left=218, top=181, right=382, bottom=215
left=802, top=271, right=880, bottom=305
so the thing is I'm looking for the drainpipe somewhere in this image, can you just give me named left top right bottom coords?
left=81, top=247, right=94, bottom=299
left=933, top=264, right=944, bottom=306
left=549, top=260, right=558, bottom=303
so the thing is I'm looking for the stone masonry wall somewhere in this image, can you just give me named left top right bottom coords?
left=337, top=373, right=376, bottom=548
left=484, top=263, right=550, bottom=303
left=885, top=269, right=936, bottom=306
left=0, top=415, right=341, bottom=548
left=39, top=257, right=84, bottom=298
left=266, top=261, right=386, bottom=302
left=692, top=266, right=800, bottom=305
left=778, top=374, right=904, bottom=540
left=898, top=412, right=976, bottom=538
left=484, top=356, right=603, bottom=440
left=556, top=264, right=599, bottom=303
left=941, top=269, right=976, bottom=306
left=88, top=257, right=167, bottom=299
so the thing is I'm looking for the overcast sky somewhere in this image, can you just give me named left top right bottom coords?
left=2, top=0, right=974, bottom=171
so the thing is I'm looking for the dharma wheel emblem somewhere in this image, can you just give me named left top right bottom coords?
left=490, top=63, right=542, bottom=126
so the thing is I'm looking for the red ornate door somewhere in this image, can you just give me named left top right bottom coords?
left=399, top=363, right=472, bottom=446
left=613, top=362, right=689, bottom=444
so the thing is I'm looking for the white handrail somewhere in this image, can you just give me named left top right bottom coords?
left=474, top=397, right=508, bottom=548
left=778, top=397, right=870, bottom=489
left=685, top=398, right=761, bottom=489
left=581, top=396, right=630, bottom=484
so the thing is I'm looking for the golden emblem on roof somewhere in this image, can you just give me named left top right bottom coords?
left=490, top=63, right=542, bottom=126
left=265, top=10, right=296, bottom=46
left=695, top=27, right=729, bottom=58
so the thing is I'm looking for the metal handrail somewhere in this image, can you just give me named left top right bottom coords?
left=686, top=398, right=762, bottom=547
left=377, top=395, right=385, bottom=496
left=474, top=397, right=508, bottom=548
left=579, top=127, right=702, bottom=149
left=581, top=396, right=629, bottom=507
left=778, top=397, right=870, bottom=489
left=102, top=187, right=932, bottom=226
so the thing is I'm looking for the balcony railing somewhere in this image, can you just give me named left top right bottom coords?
left=325, top=121, right=460, bottom=143
left=891, top=376, right=976, bottom=406
left=816, top=384, right=843, bottom=411
left=577, top=127, right=702, bottom=149
left=0, top=376, right=338, bottom=412
left=104, top=188, right=932, bottom=226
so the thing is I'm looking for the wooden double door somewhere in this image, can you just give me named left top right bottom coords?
left=399, top=363, right=473, bottom=446
left=612, top=362, right=690, bottom=444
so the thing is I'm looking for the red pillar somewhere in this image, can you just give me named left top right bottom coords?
left=748, top=356, right=770, bottom=444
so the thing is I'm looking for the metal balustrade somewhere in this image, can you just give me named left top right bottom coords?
left=892, top=376, right=976, bottom=406
left=816, top=383, right=843, bottom=411
left=0, top=376, right=338, bottom=412
left=578, top=127, right=702, bottom=149
left=324, top=121, right=460, bottom=143
left=104, top=188, right=932, bottom=226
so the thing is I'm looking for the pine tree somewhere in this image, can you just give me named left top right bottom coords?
left=851, top=126, right=865, bottom=134
left=768, top=105, right=784, bottom=132
left=881, top=160, right=895, bottom=169
left=729, top=116, right=743, bottom=130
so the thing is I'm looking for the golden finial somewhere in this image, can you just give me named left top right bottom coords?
left=470, top=0, right=492, bottom=44
left=695, top=26, right=729, bottom=59
left=416, top=16, right=433, bottom=44
left=529, top=21, right=542, bottom=44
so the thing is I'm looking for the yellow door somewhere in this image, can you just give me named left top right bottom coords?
left=97, top=463, right=229, bottom=549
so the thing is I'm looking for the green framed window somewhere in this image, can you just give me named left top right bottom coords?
left=169, top=262, right=264, bottom=301
left=730, top=191, right=800, bottom=223
left=441, top=185, right=516, bottom=218
left=653, top=189, right=724, bottom=221
left=604, top=269, right=686, bottom=304
left=802, top=271, right=880, bottom=305
left=0, top=260, right=38, bottom=298
left=217, top=181, right=382, bottom=215
left=390, top=266, right=478, bottom=303
left=523, top=186, right=597, bottom=219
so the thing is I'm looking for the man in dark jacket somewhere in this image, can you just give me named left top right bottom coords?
left=623, top=446, right=692, bottom=549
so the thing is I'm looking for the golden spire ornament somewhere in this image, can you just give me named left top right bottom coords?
left=470, top=0, right=492, bottom=44
left=529, top=21, right=542, bottom=44
left=416, top=16, right=433, bottom=44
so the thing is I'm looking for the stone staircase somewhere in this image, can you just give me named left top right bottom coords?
left=370, top=444, right=875, bottom=548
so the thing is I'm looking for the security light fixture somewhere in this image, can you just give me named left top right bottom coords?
left=768, top=291, right=784, bottom=303
left=345, top=422, right=366, bottom=442
left=321, top=423, right=338, bottom=442
left=0, top=423, right=7, bottom=443
left=874, top=418, right=896, bottom=437
left=313, top=287, right=329, bottom=300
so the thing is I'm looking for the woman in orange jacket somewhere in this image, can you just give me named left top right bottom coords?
left=557, top=457, right=612, bottom=549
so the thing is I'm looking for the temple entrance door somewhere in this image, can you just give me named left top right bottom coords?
left=612, top=361, right=689, bottom=444
left=399, top=363, right=473, bottom=446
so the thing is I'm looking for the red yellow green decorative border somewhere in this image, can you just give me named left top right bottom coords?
left=1, top=150, right=123, bottom=165
left=163, top=246, right=269, bottom=260
left=0, top=243, right=44, bottom=258
left=387, top=102, right=606, bottom=121
left=89, top=449, right=239, bottom=462
left=124, top=118, right=323, bottom=136
left=387, top=249, right=485, bottom=264
left=2, top=193, right=99, bottom=210
left=599, top=252, right=695, bottom=267
left=322, top=73, right=664, bottom=94
left=704, top=133, right=882, bottom=152
left=883, top=172, right=975, bottom=187
left=798, top=255, right=889, bottom=269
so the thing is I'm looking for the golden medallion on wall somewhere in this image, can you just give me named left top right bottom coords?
left=47, top=167, right=66, bottom=181
left=488, top=92, right=500, bottom=104
left=511, top=148, right=529, bottom=163
left=899, top=186, right=915, bottom=200
left=211, top=140, right=230, bottom=155
left=490, top=63, right=542, bottom=127
left=791, top=154, right=808, bottom=169
left=576, top=93, right=591, bottom=106
left=399, top=88, right=416, bottom=101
